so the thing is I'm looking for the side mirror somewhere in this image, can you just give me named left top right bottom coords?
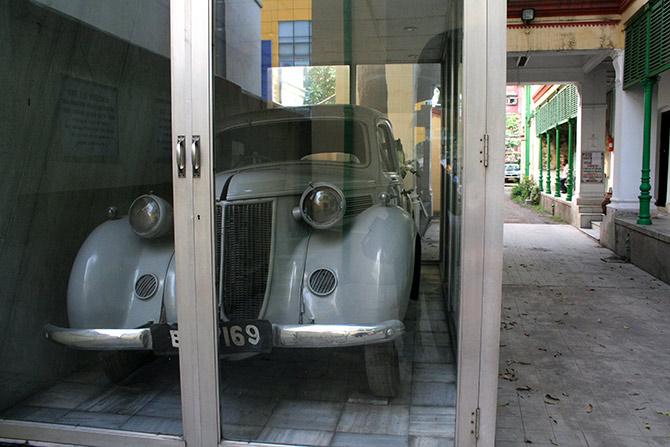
left=394, top=138, right=405, bottom=165
left=400, top=159, right=419, bottom=178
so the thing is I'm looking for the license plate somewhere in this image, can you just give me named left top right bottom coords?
left=219, top=320, right=273, bottom=354
left=150, top=320, right=273, bottom=355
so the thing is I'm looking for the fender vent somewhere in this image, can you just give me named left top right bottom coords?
left=135, top=274, right=158, bottom=300
left=308, top=269, right=337, bottom=296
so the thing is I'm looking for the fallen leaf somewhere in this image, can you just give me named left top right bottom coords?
left=550, top=439, right=559, bottom=446
left=644, top=423, right=651, bottom=430
left=657, top=411, right=670, bottom=417
left=544, top=394, right=560, bottom=405
left=538, top=347, right=548, bottom=352
left=624, top=325, right=630, bottom=329
left=585, top=403, right=593, bottom=413
left=635, top=407, right=647, bottom=411
left=500, top=368, right=518, bottom=382
left=516, top=386, right=533, bottom=392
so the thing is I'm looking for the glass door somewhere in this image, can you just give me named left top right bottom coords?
left=0, top=1, right=188, bottom=445
left=192, top=1, right=466, bottom=446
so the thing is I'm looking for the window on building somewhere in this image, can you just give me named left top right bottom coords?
left=278, top=20, right=311, bottom=66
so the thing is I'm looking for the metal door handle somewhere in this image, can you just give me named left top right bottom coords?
left=192, top=135, right=201, bottom=178
left=176, top=135, right=186, bottom=178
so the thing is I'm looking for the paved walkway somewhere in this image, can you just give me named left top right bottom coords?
left=503, top=187, right=556, bottom=225
left=498, top=211, right=670, bottom=445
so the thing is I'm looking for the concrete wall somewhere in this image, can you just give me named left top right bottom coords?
left=614, top=219, right=670, bottom=285
left=507, top=20, right=623, bottom=53
left=225, top=0, right=262, bottom=96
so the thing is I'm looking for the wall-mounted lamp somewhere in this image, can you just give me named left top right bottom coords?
left=521, top=8, right=535, bottom=25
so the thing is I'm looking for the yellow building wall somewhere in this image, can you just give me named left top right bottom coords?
left=261, top=0, right=312, bottom=68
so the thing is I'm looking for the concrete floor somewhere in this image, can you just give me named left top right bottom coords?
left=498, top=195, right=670, bottom=446
left=2, top=267, right=456, bottom=447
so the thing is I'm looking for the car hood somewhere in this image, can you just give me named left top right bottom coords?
left=215, top=163, right=379, bottom=200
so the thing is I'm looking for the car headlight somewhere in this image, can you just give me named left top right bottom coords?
left=300, top=183, right=346, bottom=229
left=128, top=194, right=173, bottom=239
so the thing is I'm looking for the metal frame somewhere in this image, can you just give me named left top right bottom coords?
left=0, top=421, right=184, bottom=447
left=454, top=0, right=505, bottom=445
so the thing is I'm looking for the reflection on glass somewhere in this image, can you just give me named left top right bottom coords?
left=0, top=0, right=181, bottom=436
left=214, top=0, right=459, bottom=445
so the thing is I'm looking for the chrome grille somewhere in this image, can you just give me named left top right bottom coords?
left=308, top=269, right=337, bottom=296
left=345, top=195, right=373, bottom=217
left=220, top=200, right=273, bottom=320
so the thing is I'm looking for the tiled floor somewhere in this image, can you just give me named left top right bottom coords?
left=1, top=266, right=456, bottom=447
left=499, top=223, right=670, bottom=447
left=421, top=221, right=440, bottom=262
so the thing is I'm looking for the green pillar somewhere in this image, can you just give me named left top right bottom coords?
left=554, top=126, right=561, bottom=198
left=638, top=77, right=657, bottom=225
left=524, top=86, right=531, bottom=177
left=566, top=119, right=575, bottom=201
left=545, top=132, right=551, bottom=194
left=538, top=134, right=544, bottom=192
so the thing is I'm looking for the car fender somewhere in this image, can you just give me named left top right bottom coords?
left=67, top=218, right=174, bottom=329
left=301, top=204, right=415, bottom=324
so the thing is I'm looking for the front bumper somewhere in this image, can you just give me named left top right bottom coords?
left=43, top=320, right=404, bottom=352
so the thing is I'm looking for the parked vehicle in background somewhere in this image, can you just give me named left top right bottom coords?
left=504, top=163, right=521, bottom=183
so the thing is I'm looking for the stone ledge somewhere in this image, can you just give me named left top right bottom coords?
left=615, top=215, right=670, bottom=244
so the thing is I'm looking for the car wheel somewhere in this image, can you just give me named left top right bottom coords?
left=410, top=237, right=421, bottom=301
left=100, top=351, right=151, bottom=383
left=364, top=341, right=400, bottom=398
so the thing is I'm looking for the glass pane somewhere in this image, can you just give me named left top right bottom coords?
left=0, top=0, right=181, bottom=436
left=294, top=20, right=311, bottom=37
left=213, top=0, right=460, bottom=444
left=279, top=21, right=294, bottom=37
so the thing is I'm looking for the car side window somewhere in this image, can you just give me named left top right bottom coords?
left=377, top=123, right=398, bottom=173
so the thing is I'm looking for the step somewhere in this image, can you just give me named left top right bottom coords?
left=591, top=221, right=601, bottom=230
left=579, top=226, right=601, bottom=242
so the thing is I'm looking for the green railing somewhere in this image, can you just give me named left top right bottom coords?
left=535, top=84, right=578, bottom=136
left=624, top=0, right=670, bottom=89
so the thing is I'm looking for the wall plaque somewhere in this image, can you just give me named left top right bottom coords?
left=581, top=152, right=604, bottom=183
left=58, top=77, right=119, bottom=160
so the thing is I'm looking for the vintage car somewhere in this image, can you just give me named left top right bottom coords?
left=44, top=104, right=421, bottom=397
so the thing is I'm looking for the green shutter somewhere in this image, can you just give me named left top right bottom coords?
left=535, top=85, right=578, bottom=136
left=624, top=0, right=670, bottom=89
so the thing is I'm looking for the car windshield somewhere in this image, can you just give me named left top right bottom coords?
left=216, top=118, right=369, bottom=171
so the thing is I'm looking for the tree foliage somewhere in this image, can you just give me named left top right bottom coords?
left=505, top=114, right=522, bottom=149
left=304, top=66, right=337, bottom=105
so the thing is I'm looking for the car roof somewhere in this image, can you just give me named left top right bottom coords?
left=218, top=104, right=388, bottom=130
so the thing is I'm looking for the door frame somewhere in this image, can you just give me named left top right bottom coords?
left=454, top=0, right=505, bottom=446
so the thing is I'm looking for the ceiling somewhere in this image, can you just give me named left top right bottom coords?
left=506, top=50, right=615, bottom=84
left=507, top=0, right=631, bottom=19
left=311, top=0, right=452, bottom=65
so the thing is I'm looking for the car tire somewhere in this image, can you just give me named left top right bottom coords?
left=100, top=351, right=151, bottom=383
left=364, top=341, right=400, bottom=397
left=410, top=237, right=421, bottom=301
